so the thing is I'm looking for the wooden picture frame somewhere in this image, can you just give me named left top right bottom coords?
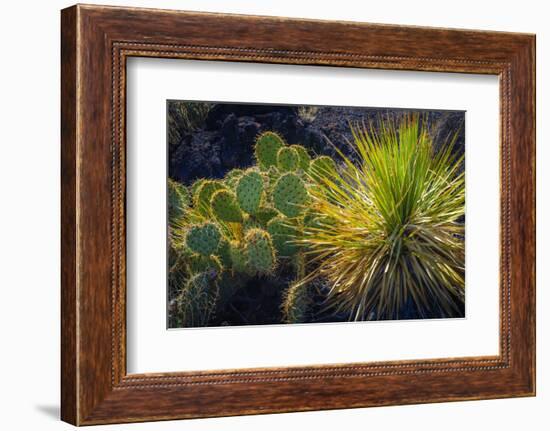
left=61, top=4, right=536, bottom=425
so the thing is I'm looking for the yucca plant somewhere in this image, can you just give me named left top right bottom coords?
left=301, top=116, right=465, bottom=320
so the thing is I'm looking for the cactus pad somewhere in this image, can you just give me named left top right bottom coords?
left=211, top=189, right=243, bottom=223
left=262, top=166, right=281, bottom=197
left=255, top=206, right=279, bottom=226
left=243, top=215, right=261, bottom=232
left=291, top=144, right=311, bottom=171
left=216, top=238, right=232, bottom=268
left=282, top=282, right=311, bottom=324
left=225, top=168, right=244, bottom=189
left=190, top=178, right=206, bottom=197
left=277, top=147, right=299, bottom=172
left=194, top=180, right=226, bottom=216
left=229, top=241, right=247, bottom=273
left=267, top=216, right=300, bottom=257
left=273, top=173, right=309, bottom=218
left=244, top=228, right=275, bottom=275
left=185, top=222, right=221, bottom=256
left=255, top=131, right=285, bottom=170
left=236, top=170, right=263, bottom=215
left=187, top=253, right=222, bottom=276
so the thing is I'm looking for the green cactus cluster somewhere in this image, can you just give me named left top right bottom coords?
left=168, top=129, right=339, bottom=327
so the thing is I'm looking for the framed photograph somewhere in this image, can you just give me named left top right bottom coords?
left=61, top=4, right=536, bottom=425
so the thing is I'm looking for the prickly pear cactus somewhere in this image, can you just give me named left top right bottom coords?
left=273, top=173, right=309, bottom=218
left=255, top=206, right=279, bottom=227
left=211, top=189, right=243, bottom=223
left=194, top=180, right=226, bottom=217
left=190, top=178, right=206, bottom=197
left=216, top=238, right=233, bottom=268
left=185, top=222, right=221, bottom=256
left=176, top=272, right=216, bottom=327
left=255, top=131, right=285, bottom=170
left=291, top=144, right=311, bottom=172
left=242, top=214, right=261, bottom=232
left=282, top=282, right=311, bottom=324
left=277, top=146, right=299, bottom=172
left=229, top=240, right=247, bottom=273
left=236, top=170, right=263, bottom=215
left=262, top=166, right=281, bottom=198
left=244, top=228, right=275, bottom=275
left=168, top=128, right=336, bottom=327
left=168, top=178, right=190, bottom=223
left=187, top=253, right=222, bottom=276
left=225, top=168, right=244, bottom=189
left=310, top=156, right=338, bottom=183
left=267, top=216, right=300, bottom=257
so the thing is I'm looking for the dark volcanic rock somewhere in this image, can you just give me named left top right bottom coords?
left=169, top=102, right=466, bottom=186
